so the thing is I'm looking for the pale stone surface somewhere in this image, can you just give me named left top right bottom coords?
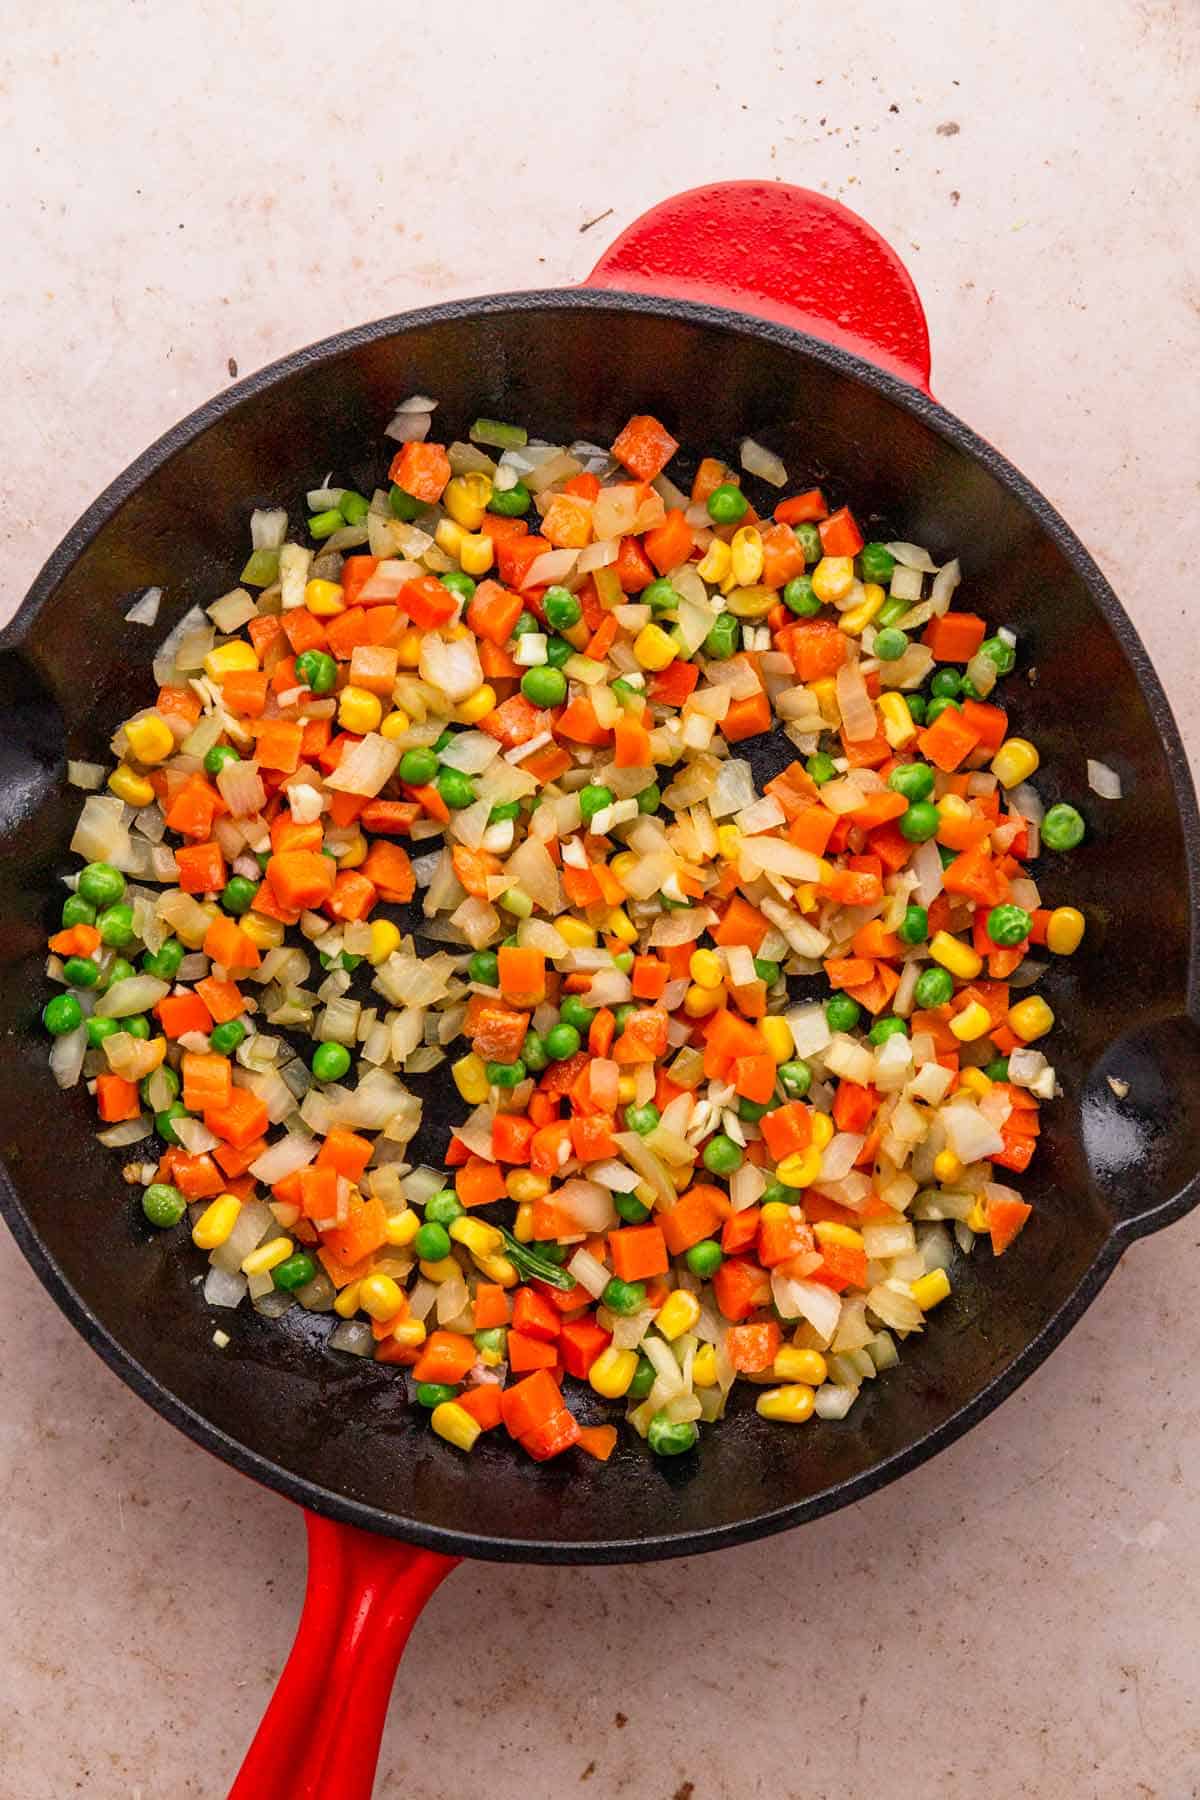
left=1, top=2, right=1198, bottom=1796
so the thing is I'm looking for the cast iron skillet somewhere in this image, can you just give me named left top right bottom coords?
left=1, top=184, right=1198, bottom=1798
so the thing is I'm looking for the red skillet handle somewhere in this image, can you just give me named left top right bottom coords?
left=584, top=180, right=932, bottom=393
left=227, top=1511, right=459, bottom=1800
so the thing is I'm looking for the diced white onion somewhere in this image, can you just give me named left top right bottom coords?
left=739, top=437, right=787, bottom=486
left=1087, top=759, right=1122, bottom=800
left=125, top=587, right=162, bottom=626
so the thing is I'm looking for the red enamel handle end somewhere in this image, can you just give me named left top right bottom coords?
left=227, top=1512, right=459, bottom=1800
left=584, top=180, right=932, bottom=393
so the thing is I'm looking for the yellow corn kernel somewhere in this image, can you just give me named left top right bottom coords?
left=368, top=919, right=402, bottom=965
left=991, top=737, right=1040, bottom=789
left=192, top=1193, right=242, bottom=1250
left=506, top=1169, right=550, bottom=1203
left=606, top=907, right=638, bottom=946
left=811, top=556, right=855, bottom=603
left=392, top=1319, right=427, bottom=1349
left=359, top=1273, right=405, bottom=1320
left=726, top=583, right=775, bottom=620
left=683, top=982, right=725, bottom=1018
left=1046, top=906, right=1085, bottom=956
left=950, top=1000, right=993, bottom=1043
left=396, top=628, right=423, bottom=668
left=204, top=639, right=260, bottom=681
left=241, top=1235, right=294, bottom=1276
left=384, top=1209, right=420, bottom=1248
left=435, top=517, right=466, bottom=559
left=242, top=911, right=285, bottom=951
left=814, top=1219, right=865, bottom=1253
left=589, top=1346, right=639, bottom=1399
left=911, top=1268, right=952, bottom=1311
left=633, top=622, right=677, bottom=671
left=878, top=690, right=918, bottom=748
left=459, top=533, right=495, bottom=576
left=449, top=1216, right=502, bottom=1256
left=1008, top=995, right=1055, bottom=1042
left=696, top=538, right=732, bottom=583
left=617, top=1075, right=638, bottom=1104
left=655, top=1289, right=701, bottom=1341
left=761, top=1201, right=791, bottom=1224
left=708, top=830, right=737, bottom=871
left=452, top=1051, right=490, bottom=1105
left=774, top=1346, right=827, bottom=1386
left=965, top=1198, right=989, bottom=1233
left=431, top=1400, right=482, bottom=1452
left=689, top=948, right=723, bottom=989
left=796, top=883, right=818, bottom=914
left=839, top=585, right=886, bottom=636
left=304, top=578, right=346, bottom=617
left=476, top=1252, right=518, bottom=1287
left=511, top=1202, right=535, bottom=1242
left=420, top=1256, right=461, bottom=1284
left=338, top=686, right=383, bottom=735
left=123, top=713, right=175, bottom=765
left=928, top=930, right=983, bottom=981
left=556, top=916, right=597, bottom=949
left=443, top=621, right=469, bottom=642
left=333, top=1280, right=363, bottom=1318
left=810, top=676, right=839, bottom=725
left=443, top=473, right=493, bottom=530
left=729, top=526, right=764, bottom=586
left=692, top=1343, right=719, bottom=1388
left=776, top=1147, right=822, bottom=1188
left=336, top=830, right=368, bottom=869
left=379, top=708, right=412, bottom=741
left=456, top=684, right=496, bottom=726
left=761, top=1016, right=793, bottom=1064
left=959, top=1066, right=992, bottom=1100
left=933, top=1149, right=964, bottom=1184
left=756, top=1383, right=816, bottom=1423
left=606, top=850, right=636, bottom=888
left=108, top=764, right=156, bottom=807
left=810, top=1110, right=835, bottom=1151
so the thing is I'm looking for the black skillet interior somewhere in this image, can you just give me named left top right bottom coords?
left=1, top=293, right=1197, bottom=1563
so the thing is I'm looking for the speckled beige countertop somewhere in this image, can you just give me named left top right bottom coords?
left=2, top=4, right=1199, bottom=1797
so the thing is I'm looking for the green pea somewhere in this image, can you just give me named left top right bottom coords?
left=925, top=696, right=962, bottom=724
left=611, top=1004, right=637, bottom=1035
left=930, top=669, right=963, bottom=699
left=876, top=596, right=910, bottom=630
left=440, top=570, right=476, bottom=602
left=898, top=904, right=929, bottom=945
left=779, top=575, right=819, bottom=618
left=425, top=1189, right=464, bottom=1227
left=987, top=903, right=1032, bottom=946
left=825, top=993, right=861, bottom=1032
left=624, top=1103, right=660, bottom=1136
left=628, top=1354, right=656, bottom=1401
left=637, top=783, right=661, bottom=814
left=273, top=1251, right=318, bottom=1290
left=642, top=578, right=678, bottom=614
left=873, top=627, right=908, bottom=662
left=295, top=649, right=337, bottom=694
left=779, top=1059, right=812, bottom=1099
left=706, top=483, right=749, bottom=525
left=753, top=957, right=781, bottom=985
left=142, top=1183, right=187, bottom=1228
left=544, top=1023, right=581, bottom=1061
left=979, top=635, right=1016, bottom=676
left=579, top=784, right=614, bottom=823
left=613, top=951, right=634, bottom=974
left=869, top=1016, right=908, bottom=1045
left=899, top=800, right=941, bottom=843
left=203, top=743, right=242, bottom=779
left=221, top=876, right=259, bottom=916
left=559, top=996, right=595, bottom=1034
left=738, top=1097, right=771, bottom=1122
left=78, top=863, right=125, bottom=907
left=311, top=1042, right=351, bottom=1083
left=98, top=901, right=136, bottom=948
left=905, top=693, right=927, bottom=725
left=860, top=543, right=896, bottom=585
left=806, top=752, right=837, bottom=786
left=398, top=746, right=438, bottom=787
left=488, top=801, right=522, bottom=824
left=61, top=894, right=97, bottom=929
left=143, top=937, right=184, bottom=981
left=86, top=1015, right=120, bottom=1048
left=703, top=613, right=740, bottom=660
left=510, top=610, right=541, bottom=639
left=416, top=1382, right=460, bottom=1409
left=414, top=1221, right=451, bottom=1261
left=686, top=1240, right=724, bottom=1279
left=602, top=1276, right=647, bottom=1317
left=914, top=966, right=954, bottom=1008
left=436, top=767, right=476, bottom=811
left=702, top=1133, right=743, bottom=1176
left=155, top=1101, right=191, bottom=1146
left=1042, top=803, right=1085, bottom=851
left=43, top=994, right=82, bottom=1036
left=62, top=955, right=99, bottom=989
left=209, top=1020, right=246, bottom=1056
left=984, top=1057, right=1010, bottom=1082
left=486, top=1058, right=527, bottom=1087
left=794, top=522, right=823, bottom=563
left=124, top=1013, right=151, bottom=1039
left=760, top=1181, right=792, bottom=1207
left=388, top=484, right=423, bottom=521
left=545, top=637, right=573, bottom=670
left=488, top=480, right=531, bottom=517
left=517, top=665, right=564, bottom=708
left=468, top=950, right=499, bottom=987
left=647, top=1413, right=698, bottom=1457
left=888, top=761, right=935, bottom=803
left=537, top=587, right=579, bottom=632
left=521, top=1030, right=548, bottom=1073
left=615, top=1192, right=652, bottom=1225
